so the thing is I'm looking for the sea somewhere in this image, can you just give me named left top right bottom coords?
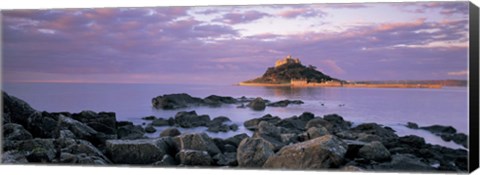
left=2, top=82, right=469, bottom=149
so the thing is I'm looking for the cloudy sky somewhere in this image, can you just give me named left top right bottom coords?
left=2, top=2, right=470, bottom=84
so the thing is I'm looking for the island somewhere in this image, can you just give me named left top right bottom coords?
left=239, top=55, right=466, bottom=89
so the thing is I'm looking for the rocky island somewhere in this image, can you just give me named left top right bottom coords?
left=1, top=91, right=468, bottom=172
left=239, top=55, right=453, bottom=89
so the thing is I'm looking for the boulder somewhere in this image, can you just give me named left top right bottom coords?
left=343, top=139, right=367, bottom=159
left=152, top=93, right=204, bottom=109
left=263, top=135, right=348, bottom=169
left=276, top=116, right=307, bottom=132
left=305, top=126, right=329, bottom=140
left=3, top=123, right=33, bottom=140
left=4, top=139, right=56, bottom=163
left=176, top=133, right=221, bottom=156
left=225, top=133, right=249, bottom=147
left=398, top=135, right=426, bottom=148
left=2, top=91, right=37, bottom=126
left=350, top=123, right=398, bottom=142
left=247, top=97, right=266, bottom=111
left=176, top=149, right=212, bottom=166
left=61, top=139, right=111, bottom=163
left=59, top=130, right=76, bottom=139
left=208, top=116, right=231, bottom=126
left=236, top=138, right=275, bottom=167
left=420, top=125, right=457, bottom=135
left=229, top=124, right=239, bottom=131
left=356, top=134, right=382, bottom=143
left=174, top=111, right=211, bottom=128
left=207, top=124, right=230, bottom=133
left=203, top=95, right=237, bottom=106
left=151, top=118, right=170, bottom=126
left=145, top=125, right=157, bottom=133
left=25, top=112, right=58, bottom=138
left=373, top=154, right=434, bottom=171
left=323, top=114, right=351, bottom=132
left=305, top=118, right=334, bottom=132
left=58, top=115, right=98, bottom=142
left=357, top=141, right=391, bottom=162
left=298, top=112, right=315, bottom=122
left=105, top=138, right=171, bottom=164
left=244, top=114, right=281, bottom=131
left=1, top=151, right=28, bottom=164
left=267, top=100, right=304, bottom=107
left=117, top=124, right=145, bottom=140
left=406, top=122, right=419, bottom=129
left=253, top=121, right=284, bottom=151
left=153, top=154, right=177, bottom=166
left=280, top=133, right=298, bottom=144
left=213, top=152, right=237, bottom=166
left=142, top=116, right=156, bottom=120
left=160, top=127, right=181, bottom=137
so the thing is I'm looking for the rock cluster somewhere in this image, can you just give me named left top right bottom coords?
left=2, top=92, right=468, bottom=173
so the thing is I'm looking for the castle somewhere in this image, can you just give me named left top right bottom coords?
left=274, top=55, right=301, bottom=68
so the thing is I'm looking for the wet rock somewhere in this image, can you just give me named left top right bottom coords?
left=207, top=124, right=230, bottom=133
left=398, top=135, right=426, bottom=148
left=357, top=141, right=391, bottom=162
left=174, top=111, right=211, bottom=128
left=151, top=118, right=170, bottom=126
left=247, top=97, right=266, bottom=111
left=117, top=124, right=145, bottom=140
left=145, top=125, right=157, bottom=133
left=105, top=138, right=171, bottom=164
left=229, top=124, right=239, bottom=131
left=420, top=125, right=456, bottom=135
left=153, top=154, right=177, bottom=166
left=267, top=100, right=304, bottom=107
left=176, top=149, right=212, bottom=166
left=160, top=127, right=181, bottom=137
left=350, top=123, right=398, bottom=142
left=236, top=138, right=275, bottom=167
left=213, top=152, right=237, bottom=166
left=176, top=133, right=221, bottom=156
left=305, top=118, right=334, bottom=132
left=152, top=93, right=204, bottom=110
left=373, top=154, right=434, bottom=171
left=276, top=116, right=307, bottom=132
left=3, top=123, right=33, bottom=140
left=263, top=135, right=347, bottom=169
left=203, top=95, right=237, bottom=106
left=323, top=114, right=351, bottom=132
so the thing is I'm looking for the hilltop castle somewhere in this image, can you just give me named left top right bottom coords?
left=274, top=55, right=301, bottom=68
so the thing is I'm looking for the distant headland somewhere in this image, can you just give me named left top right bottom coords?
left=239, top=55, right=466, bottom=89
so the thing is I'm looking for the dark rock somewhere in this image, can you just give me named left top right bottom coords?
left=263, top=135, right=347, bottom=169
left=204, top=95, right=237, bottom=106
left=298, top=112, right=315, bottom=122
left=2, top=91, right=37, bottom=126
left=225, top=133, right=249, bottom=147
left=398, top=135, right=426, bottom=148
left=373, top=154, right=434, bottom=171
left=153, top=154, right=177, bottom=166
left=151, top=118, right=169, bottom=126
left=213, top=152, right=237, bottom=166
left=357, top=134, right=382, bottom=143
left=209, top=116, right=231, bottom=126
left=116, top=121, right=134, bottom=127
left=341, top=165, right=365, bottom=171
left=176, top=149, right=212, bottom=166
left=117, top=124, right=145, bottom=140
left=253, top=121, right=284, bottom=151
left=3, top=123, right=33, bottom=140
left=176, top=133, right=221, bottom=156
left=305, top=118, right=333, bottom=131
left=145, top=125, right=157, bottom=133
left=343, top=139, right=367, bottom=159
left=5, top=139, right=56, bottom=163
left=350, top=123, right=398, bottom=142
left=105, top=138, right=171, bottom=164
left=207, top=124, right=230, bottom=133
left=323, top=114, right=351, bottom=132
left=236, top=138, right=275, bottom=167
left=2, top=151, right=28, bottom=164
left=336, top=130, right=358, bottom=140
left=59, top=115, right=97, bottom=140
left=267, top=100, right=304, bottom=107
left=244, top=114, right=281, bottom=131
left=420, top=125, right=456, bottom=135
left=59, top=152, right=78, bottom=163
left=152, top=93, right=204, bottom=110
left=86, top=122, right=116, bottom=136
left=174, top=111, right=211, bottom=128
left=71, top=111, right=117, bottom=133
left=61, top=139, right=111, bottom=164
left=229, top=124, right=239, bottom=131
left=142, top=116, right=156, bottom=120
left=280, top=133, right=298, bottom=144
left=160, top=127, right=181, bottom=137
left=357, top=141, right=391, bottom=162
left=276, top=116, right=307, bottom=132
left=247, top=97, right=266, bottom=111
left=25, top=112, right=58, bottom=138
left=59, top=130, right=76, bottom=139
left=75, top=154, right=108, bottom=165
left=223, top=144, right=237, bottom=153
left=406, top=122, right=419, bottom=129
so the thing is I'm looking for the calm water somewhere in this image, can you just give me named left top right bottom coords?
left=2, top=83, right=469, bottom=149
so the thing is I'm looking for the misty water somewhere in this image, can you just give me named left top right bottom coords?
left=3, top=82, right=469, bottom=149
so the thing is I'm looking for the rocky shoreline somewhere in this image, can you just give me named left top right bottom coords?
left=2, top=91, right=468, bottom=172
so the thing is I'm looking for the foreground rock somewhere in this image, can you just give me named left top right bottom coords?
left=236, top=138, right=275, bottom=167
left=175, top=133, right=221, bottom=156
left=105, top=138, right=172, bottom=164
left=247, top=97, right=267, bottom=111
left=263, top=135, right=347, bottom=169
left=406, top=122, right=467, bottom=148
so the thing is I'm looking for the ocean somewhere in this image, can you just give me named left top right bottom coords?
left=2, top=82, right=469, bottom=149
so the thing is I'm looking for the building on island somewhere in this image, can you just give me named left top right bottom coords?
left=275, top=55, right=301, bottom=68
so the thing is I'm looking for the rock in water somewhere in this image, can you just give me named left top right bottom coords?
left=176, top=133, right=221, bottom=156
left=247, top=97, right=266, bottom=111
left=144, top=125, right=157, bottom=133
left=263, top=135, right=347, bottom=169
left=236, top=138, right=275, bottom=167
left=174, top=111, right=211, bottom=128
left=160, top=127, right=181, bottom=137
left=176, top=149, right=212, bottom=166
left=151, top=93, right=204, bottom=109
left=357, top=141, right=391, bottom=162
left=105, top=138, right=171, bottom=164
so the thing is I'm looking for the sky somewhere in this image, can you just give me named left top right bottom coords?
left=1, top=2, right=470, bottom=84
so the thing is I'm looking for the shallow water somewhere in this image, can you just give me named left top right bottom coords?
left=3, top=82, right=469, bottom=149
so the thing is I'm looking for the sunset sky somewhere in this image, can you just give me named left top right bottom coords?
left=2, top=2, right=470, bottom=84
